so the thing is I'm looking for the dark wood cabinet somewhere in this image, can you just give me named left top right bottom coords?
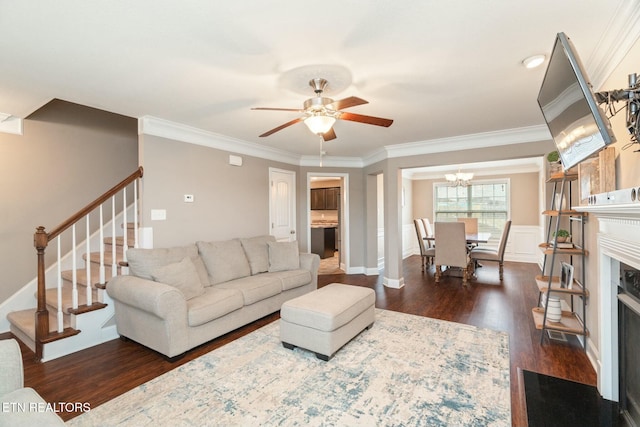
left=310, top=187, right=340, bottom=210
left=325, top=187, right=339, bottom=210
left=311, top=188, right=325, bottom=210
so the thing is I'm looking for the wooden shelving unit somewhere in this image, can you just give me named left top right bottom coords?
left=533, top=172, right=589, bottom=347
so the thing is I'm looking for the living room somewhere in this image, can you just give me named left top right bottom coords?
left=2, top=2, right=640, bottom=425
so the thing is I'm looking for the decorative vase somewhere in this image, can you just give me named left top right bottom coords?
left=546, top=296, right=562, bottom=323
left=549, top=162, right=562, bottom=175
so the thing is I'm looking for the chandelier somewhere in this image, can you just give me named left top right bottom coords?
left=445, top=170, right=474, bottom=187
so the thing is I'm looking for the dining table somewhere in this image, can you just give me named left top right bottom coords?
left=424, top=232, right=491, bottom=245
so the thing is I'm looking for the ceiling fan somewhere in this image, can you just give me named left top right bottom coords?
left=252, top=78, right=393, bottom=141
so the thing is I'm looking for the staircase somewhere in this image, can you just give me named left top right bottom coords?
left=6, top=167, right=143, bottom=362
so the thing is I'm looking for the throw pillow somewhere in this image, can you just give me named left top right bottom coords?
left=267, top=241, right=300, bottom=272
left=240, top=235, right=276, bottom=275
left=127, top=245, right=198, bottom=280
left=197, top=239, right=251, bottom=285
left=150, top=257, right=205, bottom=300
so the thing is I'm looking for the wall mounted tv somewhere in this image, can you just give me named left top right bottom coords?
left=537, top=32, right=616, bottom=170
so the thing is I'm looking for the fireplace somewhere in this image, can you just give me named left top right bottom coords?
left=578, top=202, right=640, bottom=426
left=619, top=262, right=640, bottom=426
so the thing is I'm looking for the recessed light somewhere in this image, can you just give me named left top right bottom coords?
left=522, top=54, right=545, bottom=69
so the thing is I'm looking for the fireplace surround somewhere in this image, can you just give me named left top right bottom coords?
left=577, top=202, right=640, bottom=425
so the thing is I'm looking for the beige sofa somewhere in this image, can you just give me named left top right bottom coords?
left=107, top=236, right=320, bottom=359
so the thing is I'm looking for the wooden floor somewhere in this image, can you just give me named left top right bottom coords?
left=4, top=256, right=596, bottom=426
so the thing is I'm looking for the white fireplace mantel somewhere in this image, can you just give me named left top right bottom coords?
left=575, top=202, right=640, bottom=401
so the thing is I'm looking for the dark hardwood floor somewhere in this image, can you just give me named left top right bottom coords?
left=3, top=256, right=596, bottom=426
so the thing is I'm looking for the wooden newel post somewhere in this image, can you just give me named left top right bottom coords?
left=34, top=226, right=49, bottom=361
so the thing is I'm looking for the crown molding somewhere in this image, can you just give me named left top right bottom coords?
left=139, top=116, right=551, bottom=170
left=588, top=0, right=640, bottom=89
left=404, top=157, right=543, bottom=180
left=139, top=116, right=301, bottom=166
left=382, top=125, right=551, bottom=161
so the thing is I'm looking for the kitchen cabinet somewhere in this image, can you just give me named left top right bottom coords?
left=310, top=187, right=340, bottom=210
left=324, top=187, right=339, bottom=210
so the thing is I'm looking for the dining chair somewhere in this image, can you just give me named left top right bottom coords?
left=414, top=219, right=436, bottom=272
left=456, top=217, right=478, bottom=234
left=434, top=222, right=470, bottom=286
left=469, top=220, right=512, bottom=280
left=457, top=217, right=479, bottom=251
left=420, top=218, right=434, bottom=248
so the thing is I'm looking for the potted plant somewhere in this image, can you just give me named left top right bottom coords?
left=547, top=151, right=562, bottom=174
left=553, top=229, right=571, bottom=243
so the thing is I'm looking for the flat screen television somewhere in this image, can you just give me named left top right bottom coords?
left=537, top=32, right=616, bottom=170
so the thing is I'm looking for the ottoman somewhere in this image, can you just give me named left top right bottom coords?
left=280, top=283, right=375, bottom=361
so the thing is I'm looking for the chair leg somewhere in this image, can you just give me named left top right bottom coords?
left=462, top=268, right=468, bottom=287
left=421, top=256, right=425, bottom=272
left=499, top=262, right=504, bottom=280
left=435, top=265, right=441, bottom=283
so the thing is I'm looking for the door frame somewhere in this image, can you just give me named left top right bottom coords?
left=269, top=167, right=296, bottom=242
left=307, top=172, right=350, bottom=272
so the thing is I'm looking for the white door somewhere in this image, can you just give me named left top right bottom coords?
left=270, top=168, right=296, bottom=242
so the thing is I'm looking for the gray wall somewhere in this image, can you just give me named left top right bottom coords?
left=139, top=134, right=297, bottom=247
left=0, top=100, right=138, bottom=304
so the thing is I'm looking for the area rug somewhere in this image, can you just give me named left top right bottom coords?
left=68, top=309, right=510, bottom=426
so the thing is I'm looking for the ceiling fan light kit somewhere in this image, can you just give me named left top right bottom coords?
left=304, top=114, right=336, bottom=135
left=252, top=77, right=393, bottom=142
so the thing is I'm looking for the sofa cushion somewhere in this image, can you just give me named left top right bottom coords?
left=187, top=287, right=244, bottom=327
left=2, top=387, right=66, bottom=425
left=197, top=239, right=251, bottom=285
left=150, top=257, right=205, bottom=300
left=216, top=275, right=282, bottom=306
left=262, top=269, right=312, bottom=291
left=240, top=235, right=276, bottom=275
left=127, top=245, right=199, bottom=280
left=267, top=241, right=300, bottom=272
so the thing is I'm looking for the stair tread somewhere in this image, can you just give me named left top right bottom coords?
left=61, top=268, right=114, bottom=288
left=8, top=308, right=71, bottom=341
left=45, top=286, right=100, bottom=312
left=83, top=251, right=125, bottom=265
left=104, top=236, right=135, bottom=246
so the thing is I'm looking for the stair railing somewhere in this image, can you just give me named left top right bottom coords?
left=33, top=166, right=143, bottom=360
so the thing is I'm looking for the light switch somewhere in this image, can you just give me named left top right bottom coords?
left=184, top=194, right=194, bottom=203
left=151, top=209, right=166, bottom=220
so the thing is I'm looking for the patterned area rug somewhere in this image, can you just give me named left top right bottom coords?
left=69, top=309, right=510, bottom=426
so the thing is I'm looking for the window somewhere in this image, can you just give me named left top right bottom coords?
left=434, top=179, right=509, bottom=237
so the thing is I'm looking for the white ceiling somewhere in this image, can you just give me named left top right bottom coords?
left=1, top=1, right=638, bottom=161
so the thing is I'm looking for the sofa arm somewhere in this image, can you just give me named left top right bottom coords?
left=299, top=252, right=319, bottom=272
left=0, top=339, right=23, bottom=396
left=299, top=252, right=320, bottom=289
left=107, top=275, right=186, bottom=319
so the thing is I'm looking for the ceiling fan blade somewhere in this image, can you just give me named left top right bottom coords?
left=322, top=128, right=337, bottom=141
left=338, top=112, right=394, bottom=127
left=327, top=96, right=368, bottom=111
left=252, top=107, right=304, bottom=112
left=258, top=117, right=303, bottom=137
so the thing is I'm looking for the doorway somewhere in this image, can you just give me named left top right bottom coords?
left=308, top=173, right=349, bottom=274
